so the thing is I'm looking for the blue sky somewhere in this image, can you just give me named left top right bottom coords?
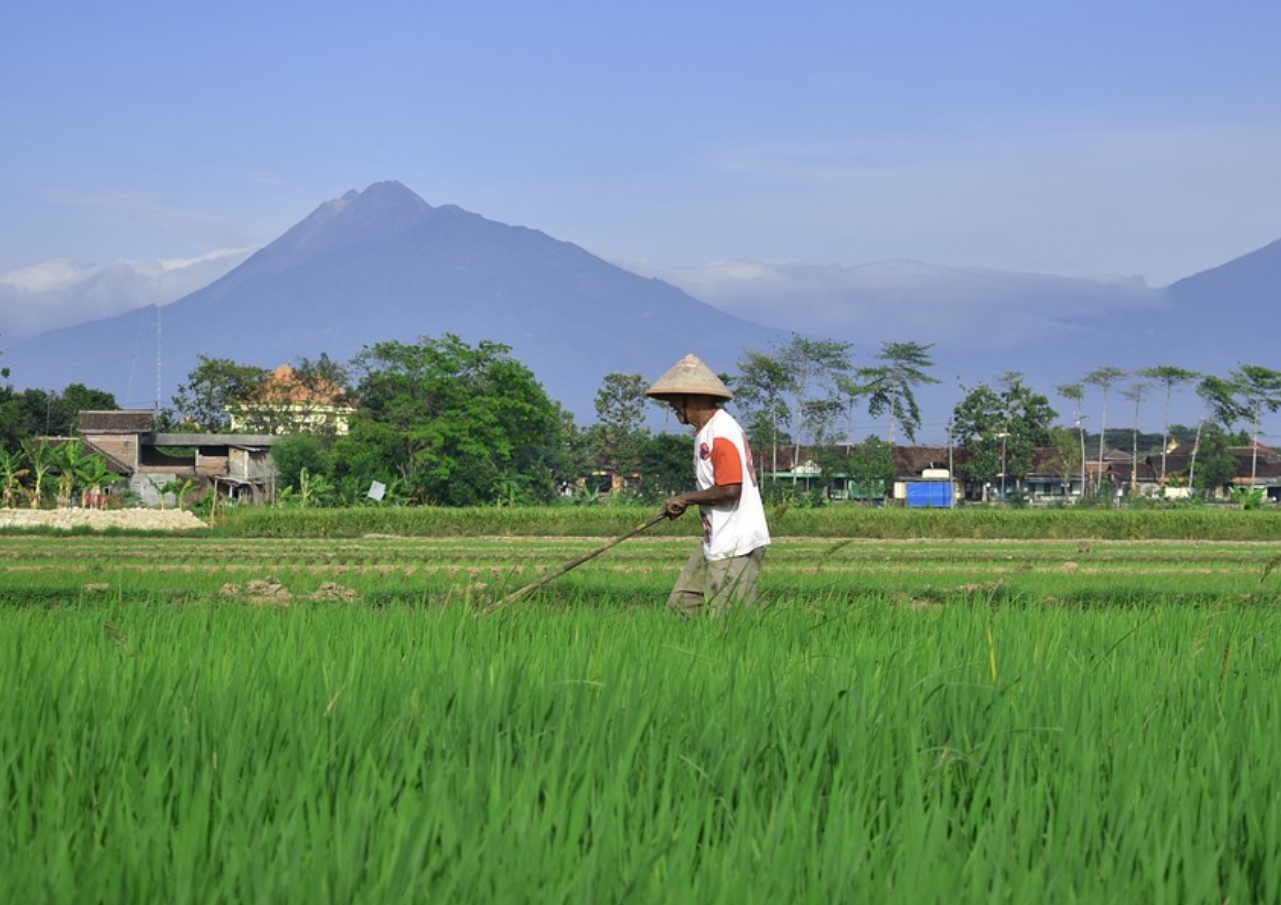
left=3, top=0, right=1280, bottom=285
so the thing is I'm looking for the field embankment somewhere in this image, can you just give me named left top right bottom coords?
left=0, top=507, right=208, bottom=532
left=5, top=504, right=1281, bottom=541
left=205, top=504, right=1281, bottom=541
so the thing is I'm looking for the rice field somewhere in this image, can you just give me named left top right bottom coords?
left=4, top=529, right=1281, bottom=903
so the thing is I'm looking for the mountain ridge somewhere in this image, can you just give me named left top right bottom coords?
left=2, top=183, right=784, bottom=424
left=3, top=182, right=1279, bottom=438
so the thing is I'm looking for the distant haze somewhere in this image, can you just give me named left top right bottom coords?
left=0, top=249, right=254, bottom=343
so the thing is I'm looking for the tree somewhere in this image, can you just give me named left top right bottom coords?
left=61, top=384, right=119, bottom=431
left=271, top=433, right=333, bottom=492
left=0, top=390, right=21, bottom=452
left=589, top=373, right=650, bottom=483
left=168, top=356, right=270, bottom=431
left=1082, top=367, right=1127, bottom=495
left=952, top=383, right=1004, bottom=499
left=1120, top=380, right=1151, bottom=496
left=1189, top=375, right=1242, bottom=493
left=1228, top=365, right=1281, bottom=489
left=0, top=335, right=16, bottom=452
left=847, top=341, right=940, bottom=444
left=8, top=384, right=120, bottom=439
left=845, top=435, right=895, bottom=503
left=733, top=349, right=796, bottom=481
left=230, top=354, right=354, bottom=438
left=334, top=334, right=567, bottom=506
left=1192, top=423, right=1239, bottom=498
left=952, top=373, right=1056, bottom=502
left=11, top=389, right=61, bottom=438
left=638, top=432, right=690, bottom=501
left=1137, top=366, right=1199, bottom=487
left=1047, top=426, right=1084, bottom=500
left=1055, top=382, right=1088, bottom=497
left=774, top=335, right=853, bottom=479
left=291, top=353, right=352, bottom=401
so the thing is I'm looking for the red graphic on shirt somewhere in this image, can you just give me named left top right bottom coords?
left=699, top=442, right=712, bottom=460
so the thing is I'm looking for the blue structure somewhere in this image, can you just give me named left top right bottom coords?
left=905, top=481, right=954, bottom=508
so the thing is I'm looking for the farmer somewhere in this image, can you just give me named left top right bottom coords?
left=646, top=353, right=771, bottom=615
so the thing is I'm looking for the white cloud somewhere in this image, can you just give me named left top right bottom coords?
left=0, top=248, right=254, bottom=343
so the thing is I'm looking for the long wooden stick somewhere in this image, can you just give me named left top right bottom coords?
left=479, top=512, right=667, bottom=615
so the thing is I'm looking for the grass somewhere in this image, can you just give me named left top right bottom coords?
left=3, top=530, right=1281, bottom=902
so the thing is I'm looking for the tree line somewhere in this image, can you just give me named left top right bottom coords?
left=3, top=329, right=1280, bottom=507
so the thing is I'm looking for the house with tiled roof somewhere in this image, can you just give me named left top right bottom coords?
left=227, top=364, right=356, bottom=437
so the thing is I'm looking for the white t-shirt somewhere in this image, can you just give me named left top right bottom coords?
left=693, top=409, right=771, bottom=561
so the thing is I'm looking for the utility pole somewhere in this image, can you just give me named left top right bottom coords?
left=947, top=419, right=955, bottom=508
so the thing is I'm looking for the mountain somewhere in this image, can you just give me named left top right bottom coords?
left=618, top=242, right=1281, bottom=434
left=4, top=181, right=1279, bottom=440
left=1165, top=238, right=1281, bottom=314
left=3, top=182, right=784, bottom=423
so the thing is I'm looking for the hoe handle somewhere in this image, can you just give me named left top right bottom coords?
left=480, top=512, right=667, bottom=616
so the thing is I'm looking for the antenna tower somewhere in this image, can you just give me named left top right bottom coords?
left=155, top=305, right=163, bottom=416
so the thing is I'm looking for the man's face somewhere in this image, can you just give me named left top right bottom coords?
left=668, top=396, right=691, bottom=425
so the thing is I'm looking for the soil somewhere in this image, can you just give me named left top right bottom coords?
left=0, top=507, right=208, bottom=531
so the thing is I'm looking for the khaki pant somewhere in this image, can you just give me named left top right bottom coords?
left=666, top=546, right=766, bottom=617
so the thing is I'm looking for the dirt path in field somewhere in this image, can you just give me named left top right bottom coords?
left=0, top=507, right=208, bottom=531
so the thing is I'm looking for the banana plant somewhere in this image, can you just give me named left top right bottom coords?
left=50, top=438, right=92, bottom=507
left=297, top=467, right=336, bottom=508
left=157, top=477, right=197, bottom=510
left=19, top=439, right=55, bottom=509
left=75, top=452, right=125, bottom=507
left=0, top=447, right=29, bottom=508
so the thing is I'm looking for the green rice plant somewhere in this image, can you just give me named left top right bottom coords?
left=3, top=587, right=1281, bottom=903
left=205, top=504, right=1281, bottom=542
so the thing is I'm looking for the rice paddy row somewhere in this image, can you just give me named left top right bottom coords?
left=2, top=534, right=1279, bottom=610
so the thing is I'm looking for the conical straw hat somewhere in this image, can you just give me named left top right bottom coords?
left=645, top=354, right=733, bottom=401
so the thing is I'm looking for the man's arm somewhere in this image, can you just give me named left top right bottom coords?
left=662, top=482, right=742, bottom=519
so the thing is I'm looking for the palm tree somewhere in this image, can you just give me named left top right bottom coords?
left=851, top=341, right=940, bottom=444
left=1120, top=381, right=1151, bottom=497
left=1083, top=367, right=1127, bottom=498
left=1055, top=382, right=1088, bottom=498
left=774, top=335, right=853, bottom=482
left=734, top=349, right=797, bottom=484
left=1229, top=365, right=1281, bottom=489
left=1137, top=366, right=1199, bottom=488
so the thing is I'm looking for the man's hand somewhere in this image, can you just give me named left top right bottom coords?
left=662, top=497, right=688, bottom=519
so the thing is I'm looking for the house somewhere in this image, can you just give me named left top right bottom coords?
left=758, top=444, right=960, bottom=505
left=78, top=410, right=280, bottom=506
left=1159, top=441, right=1281, bottom=501
left=756, top=442, right=1153, bottom=505
left=227, top=364, right=356, bottom=436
